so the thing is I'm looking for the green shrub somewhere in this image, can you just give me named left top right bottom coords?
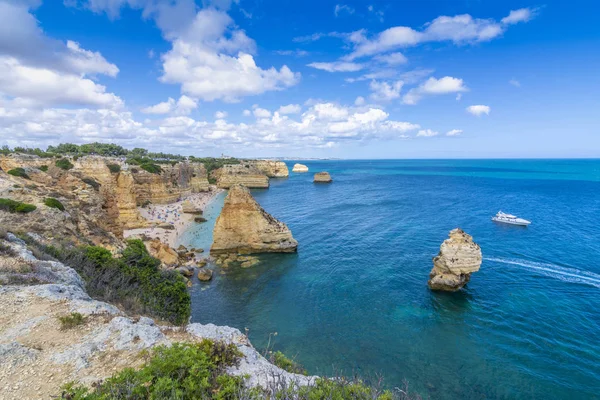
left=23, top=237, right=191, bottom=325
left=139, top=162, right=162, bottom=174
left=81, top=178, right=100, bottom=191
left=60, top=340, right=243, bottom=399
left=7, top=168, right=30, bottom=180
left=44, top=197, right=65, bottom=211
left=106, top=163, right=121, bottom=173
left=55, top=158, right=74, bottom=170
left=0, top=198, right=36, bottom=213
left=271, top=351, right=307, bottom=375
left=39, top=165, right=48, bottom=172
left=58, top=312, right=86, bottom=330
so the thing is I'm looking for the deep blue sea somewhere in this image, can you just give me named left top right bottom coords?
left=178, top=160, right=600, bottom=400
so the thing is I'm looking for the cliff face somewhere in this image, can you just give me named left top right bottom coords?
left=213, top=164, right=269, bottom=189
left=211, top=184, right=297, bottom=254
left=249, top=160, right=289, bottom=178
left=428, top=228, right=482, bottom=291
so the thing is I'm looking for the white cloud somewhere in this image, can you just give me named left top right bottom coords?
left=141, top=95, right=198, bottom=115
left=509, top=79, right=521, bottom=87
left=446, top=129, right=462, bottom=136
left=307, top=61, right=364, bottom=72
left=367, top=5, right=384, bottom=22
left=253, top=107, right=271, bottom=118
left=334, top=4, right=354, bottom=17
left=215, top=110, right=228, bottom=119
left=354, top=96, right=365, bottom=106
left=242, top=109, right=251, bottom=116
left=501, top=8, right=535, bottom=25
left=417, top=129, right=439, bottom=137
left=456, top=93, right=462, bottom=101
left=274, top=49, right=309, bottom=57
left=148, top=49, right=155, bottom=59
left=466, top=105, right=491, bottom=116
left=369, top=80, right=403, bottom=101
left=403, top=76, right=467, bottom=104
left=373, top=52, right=408, bottom=65
left=277, top=104, right=301, bottom=114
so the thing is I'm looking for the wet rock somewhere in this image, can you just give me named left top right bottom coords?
left=313, top=172, right=332, bottom=183
left=197, top=268, right=213, bottom=281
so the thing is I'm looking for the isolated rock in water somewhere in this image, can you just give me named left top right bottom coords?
left=145, top=239, right=179, bottom=267
left=428, top=228, right=482, bottom=291
left=292, top=163, right=309, bottom=173
left=181, top=200, right=202, bottom=214
left=313, top=172, right=332, bottom=183
left=211, top=185, right=298, bottom=254
left=197, top=268, right=213, bottom=281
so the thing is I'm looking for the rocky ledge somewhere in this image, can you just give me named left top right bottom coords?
left=313, top=172, right=332, bottom=183
left=0, top=234, right=312, bottom=400
left=249, top=160, right=289, bottom=178
left=428, top=228, right=482, bottom=291
left=292, top=163, right=309, bottom=173
left=211, top=185, right=298, bottom=254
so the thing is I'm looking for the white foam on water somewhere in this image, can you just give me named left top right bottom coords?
left=484, top=257, right=600, bottom=289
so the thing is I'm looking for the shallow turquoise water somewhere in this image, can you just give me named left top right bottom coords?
left=181, top=160, right=600, bottom=399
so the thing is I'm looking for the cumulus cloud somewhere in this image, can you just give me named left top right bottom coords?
left=446, top=129, right=462, bottom=136
left=369, top=80, right=403, bottom=101
left=373, top=52, right=407, bottom=65
left=334, top=4, right=354, bottom=17
left=502, top=8, right=535, bottom=25
left=403, top=76, right=467, bottom=104
left=466, top=105, right=491, bottom=116
left=277, top=104, right=301, bottom=114
left=253, top=107, right=272, bottom=118
left=0, top=1, right=121, bottom=108
left=354, top=96, right=365, bottom=106
left=307, top=61, right=364, bottom=72
left=215, top=110, right=228, bottom=119
left=141, top=95, right=198, bottom=115
left=417, top=129, right=438, bottom=137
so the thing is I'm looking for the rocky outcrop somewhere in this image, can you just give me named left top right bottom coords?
left=181, top=200, right=202, bottom=214
left=0, top=233, right=313, bottom=400
left=212, top=164, right=269, bottom=189
left=145, top=239, right=179, bottom=267
left=313, top=172, right=332, bottom=183
left=428, top=228, right=482, bottom=291
left=292, top=163, right=309, bottom=173
left=197, top=268, right=213, bottom=281
left=211, top=185, right=297, bottom=254
left=249, top=160, right=289, bottom=178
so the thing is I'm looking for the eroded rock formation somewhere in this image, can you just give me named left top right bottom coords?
left=292, top=163, right=309, bottom=173
left=313, top=172, right=332, bottom=183
left=212, top=164, right=269, bottom=189
left=211, top=185, right=297, bottom=254
left=249, top=160, right=289, bottom=178
left=428, top=228, right=482, bottom=291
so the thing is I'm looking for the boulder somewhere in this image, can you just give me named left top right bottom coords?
left=428, top=228, right=482, bottom=291
left=313, top=172, right=332, bottom=183
left=181, top=200, right=202, bottom=214
left=194, top=216, right=208, bottom=223
left=211, top=185, right=298, bottom=254
left=157, top=223, right=175, bottom=230
left=292, top=163, right=309, bottom=173
left=145, top=239, right=179, bottom=267
left=196, top=259, right=208, bottom=268
left=197, top=268, right=213, bottom=281
left=176, top=266, right=194, bottom=277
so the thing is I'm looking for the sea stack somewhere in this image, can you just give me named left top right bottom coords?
left=428, top=228, right=482, bottom=291
left=313, top=172, right=332, bottom=183
left=211, top=184, right=298, bottom=254
left=292, top=163, right=309, bottom=173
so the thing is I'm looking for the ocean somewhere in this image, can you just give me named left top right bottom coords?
left=178, top=159, right=600, bottom=399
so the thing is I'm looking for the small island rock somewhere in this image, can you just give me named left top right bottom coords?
left=197, top=268, right=213, bottom=281
left=313, top=172, right=332, bottom=183
left=292, top=163, right=309, bottom=173
left=428, top=228, right=482, bottom=291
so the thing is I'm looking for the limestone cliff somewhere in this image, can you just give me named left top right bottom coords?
left=212, top=164, right=269, bottom=189
left=428, top=228, right=482, bottom=291
left=211, top=185, right=297, bottom=254
left=249, top=160, right=289, bottom=178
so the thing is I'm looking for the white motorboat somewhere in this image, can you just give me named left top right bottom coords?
left=492, top=211, right=531, bottom=226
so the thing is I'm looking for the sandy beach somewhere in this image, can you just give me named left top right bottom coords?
left=124, top=189, right=223, bottom=248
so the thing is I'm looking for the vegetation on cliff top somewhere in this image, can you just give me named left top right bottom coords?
left=0, top=198, right=37, bottom=213
left=7, top=167, right=31, bottom=179
left=24, top=237, right=191, bottom=325
left=106, top=163, right=121, bottom=173
left=55, top=158, right=74, bottom=170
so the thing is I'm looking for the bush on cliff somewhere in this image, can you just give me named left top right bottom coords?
left=139, top=162, right=162, bottom=174
left=106, top=163, right=121, bottom=173
left=39, top=165, right=48, bottom=172
left=81, top=178, right=101, bottom=191
left=44, top=197, right=65, bottom=211
left=61, top=340, right=244, bottom=399
left=0, top=198, right=36, bottom=213
left=7, top=168, right=30, bottom=180
left=25, top=238, right=191, bottom=325
left=55, top=158, right=74, bottom=170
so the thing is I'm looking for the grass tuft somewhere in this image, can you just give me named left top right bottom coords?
left=0, top=198, right=37, bottom=213
left=7, top=168, right=30, bottom=180
left=58, top=312, right=86, bottom=330
left=44, top=197, right=65, bottom=211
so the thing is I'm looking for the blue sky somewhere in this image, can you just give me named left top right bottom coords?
left=0, top=0, right=598, bottom=158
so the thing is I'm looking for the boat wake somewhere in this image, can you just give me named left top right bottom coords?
left=484, top=257, right=600, bottom=289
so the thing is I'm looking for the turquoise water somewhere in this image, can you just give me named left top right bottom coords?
left=181, top=160, right=600, bottom=399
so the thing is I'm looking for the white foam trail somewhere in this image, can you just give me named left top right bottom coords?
left=484, top=257, right=600, bottom=289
